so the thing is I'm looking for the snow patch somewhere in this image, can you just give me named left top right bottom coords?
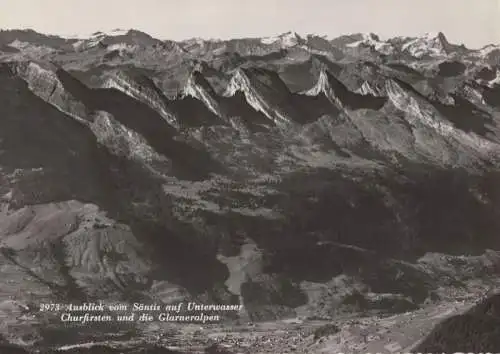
left=7, top=39, right=56, bottom=54
left=345, top=33, right=394, bottom=54
left=70, top=29, right=130, bottom=40
left=7, top=40, right=31, bottom=49
left=72, top=37, right=103, bottom=51
left=105, top=29, right=130, bottom=36
left=107, top=43, right=137, bottom=52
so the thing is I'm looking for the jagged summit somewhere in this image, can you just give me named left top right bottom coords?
left=426, top=31, right=448, bottom=41
left=183, top=70, right=225, bottom=118
left=223, top=68, right=290, bottom=125
left=224, top=67, right=334, bottom=125
left=73, top=28, right=146, bottom=40
left=303, top=68, right=329, bottom=96
left=180, top=67, right=278, bottom=131
left=303, top=68, right=387, bottom=111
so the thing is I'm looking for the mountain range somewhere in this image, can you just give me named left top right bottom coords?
left=1, top=28, right=500, bottom=353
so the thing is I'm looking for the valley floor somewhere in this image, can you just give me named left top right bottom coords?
left=48, top=279, right=498, bottom=354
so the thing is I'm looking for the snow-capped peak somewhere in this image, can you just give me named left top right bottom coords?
left=346, top=32, right=394, bottom=54
left=402, top=32, right=452, bottom=58
left=90, top=29, right=131, bottom=39
left=261, top=31, right=303, bottom=48
left=70, top=29, right=131, bottom=50
left=69, top=29, right=130, bottom=40
left=70, top=29, right=162, bottom=52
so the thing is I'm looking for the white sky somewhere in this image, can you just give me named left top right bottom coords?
left=1, top=0, right=499, bottom=48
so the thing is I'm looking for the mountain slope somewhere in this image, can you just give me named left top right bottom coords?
left=0, top=28, right=500, bottom=352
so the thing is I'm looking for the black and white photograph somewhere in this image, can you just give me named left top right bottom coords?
left=1, top=0, right=500, bottom=352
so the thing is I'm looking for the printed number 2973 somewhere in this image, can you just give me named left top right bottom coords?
left=39, top=303, right=62, bottom=312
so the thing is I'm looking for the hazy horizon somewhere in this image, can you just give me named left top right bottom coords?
left=1, top=0, right=499, bottom=48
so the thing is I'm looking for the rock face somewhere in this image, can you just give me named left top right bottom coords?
left=1, top=29, right=500, bottom=352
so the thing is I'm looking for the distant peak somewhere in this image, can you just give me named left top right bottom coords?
left=363, top=33, right=381, bottom=41
left=281, top=31, right=300, bottom=38
left=425, top=31, right=448, bottom=42
left=260, top=31, right=304, bottom=47
left=86, top=29, right=145, bottom=39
